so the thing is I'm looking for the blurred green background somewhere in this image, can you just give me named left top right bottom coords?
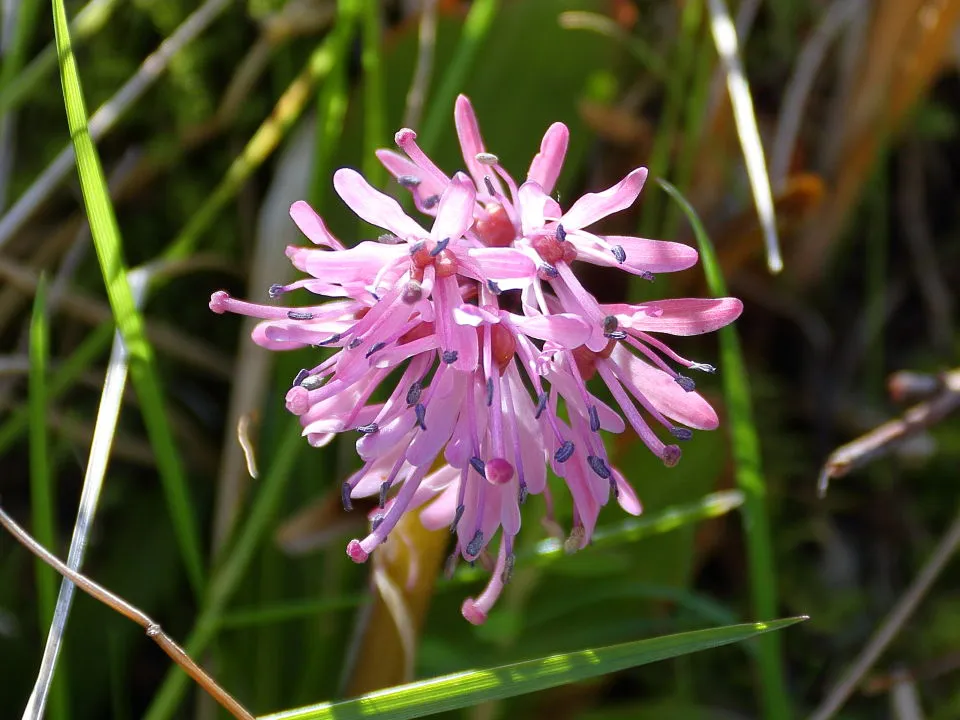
left=1, top=1, right=959, bottom=718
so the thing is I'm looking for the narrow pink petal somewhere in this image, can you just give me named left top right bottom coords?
left=453, top=305, right=499, bottom=326
left=333, top=168, right=426, bottom=239
left=462, top=248, right=536, bottom=288
left=574, top=234, right=698, bottom=274
left=612, top=469, right=642, bottom=516
left=506, top=312, right=591, bottom=347
left=561, top=167, right=648, bottom=230
left=375, top=149, right=447, bottom=199
left=517, top=181, right=549, bottom=233
left=526, top=122, right=569, bottom=194
left=454, top=95, right=502, bottom=194
left=406, top=380, right=466, bottom=466
left=432, top=172, right=476, bottom=242
left=419, top=483, right=460, bottom=530
left=613, top=345, right=719, bottom=429
left=288, top=242, right=406, bottom=284
left=621, top=298, right=744, bottom=336
left=289, top=201, right=345, bottom=249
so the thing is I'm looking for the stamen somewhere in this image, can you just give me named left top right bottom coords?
left=556, top=224, right=567, bottom=242
left=397, top=174, right=421, bottom=188
left=357, top=422, right=379, bottom=435
left=475, top=152, right=499, bottom=165
left=414, top=403, right=427, bottom=430
left=588, top=405, right=601, bottom=432
left=371, top=514, right=385, bottom=531
left=670, top=427, right=693, bottom=441
left=469, top=456, right=486, bottom=478
left=638, top=270, right=655, bottom=282
left=466, top=530, right=484, bottom=557
left=348, top=338, right=363, bottom=350
left=486, top=377, right=494, bottom=407
left=690, top=362, right=717, bottom=373
left=535, top=392, right=548, bottom=419
left=341, top=482, right=353, bottom=512
left=423, top=195, right=440, bottom=209
left=406, top=381, right=422, bottom=406
left=409, top=240, right=426, bottom=256
left=268, top=283, right=286, bottom=298
left=430, top=237, right=450, bottom=256
left=444, top=552, right=459, bottom=578
left=662, top=444, right=682, bottom=467
left=587, top=455, right=611, bottom=479
left=379, top=481, right=390, bottom=508
left=450, top=504, right=465, bottom=533
left=486, top=279, right=502, bottom=295
left=675, top=375, right=696, bottom=392
left=539, top=263, right=559, bottom=278
left=484, top=176, right=496, bottom=196
left=501, top=552, right=516, bottom=584
left=292, top=368, right=308, bottom=387
left=604, top=330, right=627, bottom=340
left=602, top=315, right=618, bottom=334
left=611, top=245, right=626, bottom=263
left=442, top=350, right=459, bottom=364
left=377, top=233, right=402, bottom=244
left=318, top=333, right=341, bottom=346
left=554, top=440, right=575, bottom=463
left=365, top=342, right=386, bottom=358
left=518, top=483, right=528, bottom=505
left=300, top=374, right=323, bottom=391
left=287, top=310, right=314, bottom=320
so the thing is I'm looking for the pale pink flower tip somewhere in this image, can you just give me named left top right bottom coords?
left=211, top=94, right=744, bottom=623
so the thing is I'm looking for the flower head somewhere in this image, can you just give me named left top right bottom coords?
left=211, top=94, right=742, bottom=623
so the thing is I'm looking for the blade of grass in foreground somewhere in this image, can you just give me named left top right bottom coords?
left=659, top=179, right=791, bottom=720
left=261, top=618, right=806, bottom=720
left=28, top=275, right=69, bottom=720
left=50, top=0, right=204, bottom=597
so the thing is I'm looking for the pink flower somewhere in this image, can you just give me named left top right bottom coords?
left=211, top=95, right=742, bottom=624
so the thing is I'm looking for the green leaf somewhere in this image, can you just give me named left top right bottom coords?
left=260, top=618, right=806, bottom=720
left=658, top=179, right=791, bottom=720
left=51, top=0, right=204, bottom=594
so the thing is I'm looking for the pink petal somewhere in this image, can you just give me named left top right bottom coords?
left=333, top=168, right=426, bottom=239
left=506, top=312, right=592, bottom=346
left=517, top=181, right=549, bottom=233
left=287, top=242, right=406, bottom=284
left=289, top=201, right=345, bottom=249
left=454, top=95, right=503, bottom=195
left=561, top=167, right=648, bottom=230
left=612, top=469, right=642, bottom=516
left=432, top=172, right=476, bottom=243
left=462, top=248, right=536, bottom=289
left=375, top=149, right=447, bottom=200
left=574, top=233, right=698, bottom=274
left=619, top=298, right=744, bottom=336
left=526, top=122, right=569, bottom=195
left=614, top=345, right=719, bottom=429
left=453, top=305, right=499, bottom=326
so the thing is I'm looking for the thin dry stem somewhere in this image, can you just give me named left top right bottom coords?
left=0, top=505, right=254, bottom=720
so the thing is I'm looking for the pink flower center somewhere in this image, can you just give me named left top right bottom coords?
left=474, top=204, right=516, bottom=247
left=485, top=457, right=514, bottom=485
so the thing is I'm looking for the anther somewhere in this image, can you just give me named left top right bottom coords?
left=450, top=504, right=465, bottom=533
left=409, top=240, right=425, bottom=255
left=318, top=333, right=341, bottom=346
left=287, top=310, right=314, bottom=320
left=588, top=405, right=601, bottom=432
left=556, top=224, right=567, bottom=242
left=609, top=477, right=620, bottom=498
left=430, top=237, right=449, bottom=256
left=484, top=176, right=496, bottom=196
left=674, top=375, right=696, bottom=392
left=539, top=263, right=559, bottom=278
left=535, top=392, right=548, bottom=419
left=603, top=315, right=619, bottom=334
left=371, top=513, right=385, bottom=531
left=357, top=422, right=379, bottom=435
left=300, top=374, right=323, bottom=391
left=397, top=174, right=421, bottom=188
left=379, top=481, right=390, bottom=508
left=475, top=152, right=499, bottom=165
left=414, top=403, right=427, bottom=430
left=690, top=362, right=717, bottom=374
left=518, top=483, right=528, bottom=505
left=423, top=195, right=440, bottom=209
left=442, top=350, right=459, bottom=364
left=554, top=440, right=575, bottom=463
left=268, top=283, right=286, bottom=298
left=348, top=338, right=363, bottom=350
left=377, top=233, right=401, bottom=244
left=406, top=381, right=422, bottom=406
left=365, top=342, right=386, bottom=358
left=638, top=271, right=655, bottom=282
left=292, top=369, right=308, bottom=387
left=486, top=377, right=494, bottom=407
left=501, top=553, right=516, bottom=584
left=486, top=279, right=502, bottom=295
left=670, top=427, right=693, bottom=441
left=604, top=330, right=627, bottom=340
left=341, top=482, right=353, bottom=512
left=662, top=444, right=682, bottom=467
left=611, top=245, right=626, bottom=263
left=587, top=455, right=611, bottom=479
left=469, top=456, right=486, bottom=478
left=401, top=281, right=423, bottom=304
left=466, top=530, right=484, bottom=557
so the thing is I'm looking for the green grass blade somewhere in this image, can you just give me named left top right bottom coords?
left=360, top=0, right=386, bottom=187
left=658, top=179, right=791, bottom=720
left=261, top=618, right=806, bottom=720
left=28, top=274, right=69, bottom=720
left=419, top=0, right=499, bottom=152
left=50, top=0, right=205, bottom=595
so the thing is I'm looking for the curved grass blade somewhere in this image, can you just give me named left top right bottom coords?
left=50, top=0, right=204, bottom=597
left=261, top=618, right=806, bottom=720
left=659, top=179, right=790, bottom=720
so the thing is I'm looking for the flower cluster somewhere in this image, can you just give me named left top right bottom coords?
left=211, top=95, right=742, bottom=624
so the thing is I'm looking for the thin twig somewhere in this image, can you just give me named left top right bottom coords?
left=0, top=505, right=254, bottom=720
left=807, top=503, right=960, bottom=720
